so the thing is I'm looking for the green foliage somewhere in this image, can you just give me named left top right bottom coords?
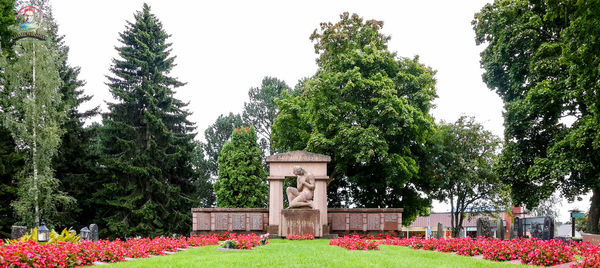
left=214, top=126, right=268, bottom=208
left=28, top=0, right=101, bottom=229
left=97, top=4, right=197, bottom=238
left=242, top=76, right=291, bottom=155
left=9, top=227, right=80, bottom=244
left=272, top=13, right=437, bottom=224
left=428, top=116, right=508, bottom=237
left=202, top=113, right=244, bottom=179
left=473, top=0, right=600, bottom=233
left=0, top=0, right=15, bottom=56
left=191, top=141, right=216, bottom=207
left=0, top=127, right=23, bottom=238
left=12, top=227, right=81, bottom=244
left=2, top=39, right=74, bottom=227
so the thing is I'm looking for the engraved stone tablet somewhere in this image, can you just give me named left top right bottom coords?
left=250, top=214, right=263, bottom=230
left=232, top=214, right=246, bottom=230
left=349, top=214, right=363, bottom=231
left=196, top=213, right=211, bottom=231
left=332, top=214, right=346, bottom=231
left=215, top=213, right=229, bottom=230
left=384, top=213, right=398, bottom=230
left=367, top=214, right=380, bottom=230
left=89, top=224, right=99, bottom=242
left=281, top=209, right=320, bottom=237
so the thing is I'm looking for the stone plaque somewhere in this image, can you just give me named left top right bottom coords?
left=331, top=214, right=346, bottom=231
left=436, top=222, right=444, bottom=239
left=250, top=214, right=263, bottom=230
left=232, top=214, right=246, bottom=230
left=11, top=226, right=27, bottom=239
left=476, top=218, right=493, bottom=238
left=349, top=214, right=363, bottom=231
left=196, top=213, right=211, bottom=231
left=281, top=209, right=321, bottom=237
left=543, top=217, right=554, bottom=240
left=89, top=224, right=99, bottom=242
left=367, top=214, right=380, bottom=230
left=384, top=213, right=398, bottom=230
left=215, top=213, right=229, bottom=230
left=496, top=220, right=505, bottom=240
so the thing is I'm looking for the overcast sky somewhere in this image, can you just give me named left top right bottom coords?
left=47, top=0, right=589, bottom=223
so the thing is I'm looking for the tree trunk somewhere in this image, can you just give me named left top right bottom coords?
left=587, top=186, right=600, bottom=234
left=32, top=43, right=39, bottom=226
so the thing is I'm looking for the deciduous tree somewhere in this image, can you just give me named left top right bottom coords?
left=242, top=76, right=290, bottom=155
left=474, top=0, right=600, bottom=233
left=428, top=116, right=508, bottom=237
left=272, top=13, right=438, bottom=224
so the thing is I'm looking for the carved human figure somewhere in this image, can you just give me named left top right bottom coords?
left=286, top=166, right=315, bottom=209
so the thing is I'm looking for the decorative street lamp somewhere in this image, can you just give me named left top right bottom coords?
left=38, top=219, right=49, bottom=243
left=80, top=227, right=90, bottom=240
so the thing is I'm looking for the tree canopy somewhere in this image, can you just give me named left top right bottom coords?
left=474, top=0, right=600, bottom=233
left=272, top=13, right=438, bottom=224
left=428, top=116, right=508, bottom=237
left=242, top=76, right=291, bottom=155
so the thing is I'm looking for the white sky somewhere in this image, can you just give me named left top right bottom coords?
left=48, top=0, right=590, bottom=223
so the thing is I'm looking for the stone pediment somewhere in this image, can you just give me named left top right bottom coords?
left=266, top=151, right=331, bottom=163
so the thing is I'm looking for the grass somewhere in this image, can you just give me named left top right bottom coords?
left=104, top=239, right=525, bottom=268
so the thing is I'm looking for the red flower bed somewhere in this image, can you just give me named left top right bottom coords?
left=421, top=238, right=439, bottom=251
left=0, top=235, right=220, bottom=267
left=233, top=234, right=267, bottom=250
left=346, top=233, right=398, bottom=240
left=519, top=239, right=574, bottom=266
left=286, top=234, right=315, bottom=240
left=379, top=236, right=585, bottom=267
left=329, top=235, right=380, bottom=250
left=482, top=239, right=518, bottom=261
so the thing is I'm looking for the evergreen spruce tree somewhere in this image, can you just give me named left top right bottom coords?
left=98, top=4, right=197, bottom=238
left=214, top=126, right=268, bottom=208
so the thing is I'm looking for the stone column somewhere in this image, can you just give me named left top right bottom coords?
left=314, top=178, right=328, bottom=230
left=268, top=177, right=283, bottom=233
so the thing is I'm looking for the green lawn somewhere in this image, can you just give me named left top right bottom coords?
left=104, top=239, right=524, bottom=267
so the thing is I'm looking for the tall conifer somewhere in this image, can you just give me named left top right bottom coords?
left=97, top=4, right=197, bottom=238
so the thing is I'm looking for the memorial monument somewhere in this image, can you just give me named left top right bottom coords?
left=191, top=151, right=403, bottom=237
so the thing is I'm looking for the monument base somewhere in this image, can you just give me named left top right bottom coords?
left=280, top=209, right=321, bottom=237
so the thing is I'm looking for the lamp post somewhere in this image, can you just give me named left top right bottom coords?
left=570, top=209, right=584, bottom=238
left=80, top=227, right=90, bottom=240
left=37, top=218, right=49, bottom=242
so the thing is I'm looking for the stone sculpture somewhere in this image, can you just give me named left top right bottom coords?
left=476, top=218, right=493, bottom=238
left=11, top=226, right=27, bottom=239
left=436, top=222, right=444, bottom=239
left=89, top=224, right=99, bottom=242
left=515, top=217, right=523, bottom=238
left=286, top=166, right=315, bottom=209
left=542, top=217, right=554, bottom=240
